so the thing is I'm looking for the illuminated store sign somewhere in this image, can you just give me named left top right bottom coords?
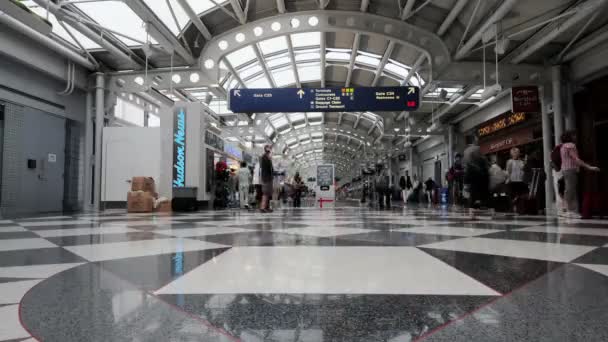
left=478, top=112, right=527, bottom=137
left=173, top=108, right=186, bottom=188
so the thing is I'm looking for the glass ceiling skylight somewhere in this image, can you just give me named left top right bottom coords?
left=75, top=1, right=150, bottom=46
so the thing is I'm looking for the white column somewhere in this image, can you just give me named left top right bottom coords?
left=447, top=125, right=454, bottom=167
left=540, top=86, right=555, bottom=213
left=93, top=73, right=104, bottom=210
left=83, top=90, right=94, bottom=209
left=552, top=66, right=564, bottom=144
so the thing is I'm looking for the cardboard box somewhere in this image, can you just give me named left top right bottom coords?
left=131, top=177, right=156, bottom=193
left=127, top=191, right=155, bottom=213
left=155, top=200, right=172, bottom=213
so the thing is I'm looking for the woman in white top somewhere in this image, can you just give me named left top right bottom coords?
left=506, top=147, right=527, bottom=201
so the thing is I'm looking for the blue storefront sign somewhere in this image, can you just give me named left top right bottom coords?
left=229, top=86, right=420, bottom=113
left=172, top=108, right=186, bottom=188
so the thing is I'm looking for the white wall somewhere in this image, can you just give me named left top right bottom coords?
left=101, top=127, right=160, bottom=201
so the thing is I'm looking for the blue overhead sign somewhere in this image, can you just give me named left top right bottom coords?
left=229, top=86, right=420, bottom=113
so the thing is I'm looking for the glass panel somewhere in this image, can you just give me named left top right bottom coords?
left=226, top=45, right=256, bottom=68
left=259, top=36, right=287, bottom=55
left=245, top=75, right=271, bottom=88
left=185, top=0, right=227, bottom=15
left=307, top=112, right=323, bottom=119
left=266, top=54, right=291, bottom=68
left=271, top=116, right=289, bottom=128
left=143, top=0, right=189, bottom=34
left=148, top=114, right=160, bottom=127
left=294, top=123, right=307, bottom=129
left=291, top=32, right=320, bottom=48
left=290, top=113, right=306, bottom=122
left=297, top=63, right=320, bottom=83
left=326, top=51, right=351, bottom=61
left=115, top=98, right=144, bottom=126
left=356, top=54, right=380, bottom=67
left=286, top=138, right=298, bottom=146
left=239, top=63, right=263, bottom=80
left=385, top=63, right=409, bottom=77
left=75, top=1, right=151, bottom=46
left=26, top=5, right=101, bottom=49
left=272, top=67, right=296, bottom=87
left=363, top=112, right=377, bottom=120
left=208, top=100, right=231, bottom=114
left=295, top=52, right=321, bottom=62
left=264, top=125, right=275, bottom=136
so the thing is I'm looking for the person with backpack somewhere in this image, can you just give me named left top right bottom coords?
left=557, top=131, right=600, bottom=218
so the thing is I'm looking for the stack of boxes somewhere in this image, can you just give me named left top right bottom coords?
left=127, top=177, right=171, bottom=213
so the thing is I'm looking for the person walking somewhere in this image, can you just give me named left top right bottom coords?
left=489, top=156, right=508, bottom=193
left=375, top=165, right=390, bottom=209
left=506, top=147, right=527, bottom=205
left=238, top=161, right=251, bottom=209
left=293, top=172, right=303, bottom=208
left=463, top=137, right=490, bottom=209
left=559, top=131, right=600, bottom=218
left=260, top=145, right=274, bottom=213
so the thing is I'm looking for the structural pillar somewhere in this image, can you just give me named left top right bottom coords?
left=83, top=90, right=94, bottom=210
left=447, top=125, right=455, bottom=167
left=540, top=86, right=555, bottom=213
left=93, top=73, right=105, bottom=210
left=552, top=66, right=564, bottom=144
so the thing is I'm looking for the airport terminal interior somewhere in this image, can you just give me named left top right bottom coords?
left=2, top=0, right=608, bottom=341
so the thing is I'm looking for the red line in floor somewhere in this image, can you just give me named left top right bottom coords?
left=148, top=291, right=242, bottom=342
left=412, top=264, right=566, bottom=341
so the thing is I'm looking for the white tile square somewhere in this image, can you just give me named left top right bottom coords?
left=64, top=238, right=227, bottom=262
left=155, top=247, right=500, bottom=296
left=271, top=226, right=376, bottom=237
left=520, top=226, right=608, bottom=237
left=0, top=279, right=43, bottom=304
left=420, top=237, right=596, bottom=263
left=395, top=226, right=501, bottom=237
left=0, top=238, right=56, bottom=252
left=464, top=220, right=546, bottom=226
left=0, top=305, right=30, bottom=340
left=154, top=227, right=254, bottom=237
left=34, top=226, right=141, bottom=238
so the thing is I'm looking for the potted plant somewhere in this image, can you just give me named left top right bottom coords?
left=1, top=0, right=53, bottom=35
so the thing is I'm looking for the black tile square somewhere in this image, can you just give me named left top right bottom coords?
left=191, top=231, right=336, bottom=246
left=97, top=248, right=229, bottom=291
left=571, top=247, right=608, bottom=265
left=420, top=248, right=563, bottom=294
left=0, top=231, right=39, bottom=240
left=0, top=247, right=86, bottom=267
left=481, top=231, right=608, bottom=246
left=336, top=231, right=463, bottom=246
left=45, top=232, right=173, bottom=246
left=23, top=223, right=101, bottom=231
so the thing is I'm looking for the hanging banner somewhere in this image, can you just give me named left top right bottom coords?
left=172, top=107, right=186, bottom=188
left=512, top=86, right=540, bottom=113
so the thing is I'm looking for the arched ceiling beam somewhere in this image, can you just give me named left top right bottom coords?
left=200, top=11, right=451, bottom=81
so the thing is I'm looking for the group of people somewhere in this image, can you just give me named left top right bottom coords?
left=459, top=130, right=600, bottom=217
left=216, top=145, right=307, bottom=212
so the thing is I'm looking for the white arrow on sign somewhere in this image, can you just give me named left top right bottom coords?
left=408, top=87, right=415, bottom=95
left=234, top=90, right=241, bottom=97
left=297, top=89, right=305, bottom=99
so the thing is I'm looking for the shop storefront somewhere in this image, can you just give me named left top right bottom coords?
left=477, top=111, right=543, bottom=168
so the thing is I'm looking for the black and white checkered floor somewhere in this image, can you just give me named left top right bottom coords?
left=2, top=206, right=608, bottom=341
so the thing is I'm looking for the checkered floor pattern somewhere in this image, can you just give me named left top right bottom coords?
left=3, top=207, right=608, bottom=341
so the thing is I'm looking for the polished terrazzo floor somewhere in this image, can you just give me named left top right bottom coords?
left=2, top=206, right=608, bottom=341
